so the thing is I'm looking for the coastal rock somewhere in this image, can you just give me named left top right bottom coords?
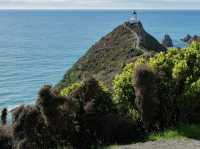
left=57, top=21, right=166, bottom=89
left=189, top=35, right=200, bottom=43
left=181, top=34, right=200, bottom=43
left=181, top=34, right=192, bottom=42
left=162, top=34, right=173, bottom=48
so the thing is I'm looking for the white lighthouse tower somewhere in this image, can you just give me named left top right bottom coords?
left=129, top=10, right=138, bottom=24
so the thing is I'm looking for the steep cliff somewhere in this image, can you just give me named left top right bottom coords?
left=57, top=21, right=166, bottom=89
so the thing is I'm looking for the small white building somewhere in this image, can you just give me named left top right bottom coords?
left=129, top=10, right=138, bottom=24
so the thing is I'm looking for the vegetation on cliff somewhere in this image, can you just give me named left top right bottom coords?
left=57, top=22, right=166, bottom=90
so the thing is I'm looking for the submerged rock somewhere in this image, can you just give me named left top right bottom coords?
left=162, top=34, right=173, bottom=48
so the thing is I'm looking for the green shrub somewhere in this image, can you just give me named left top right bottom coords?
left=112, top=57, right=146, bottom=119
left=60, top=82, right=81, bottom=96
left=185, top=78, right=200, bottom=99
left=148, top=43, right=200, bottom=122
left=112, top=42, right=200, bottom=123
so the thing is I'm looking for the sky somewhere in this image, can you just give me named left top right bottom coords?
left=0, top=0, right=200, bottom=9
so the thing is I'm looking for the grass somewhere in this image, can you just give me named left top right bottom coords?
left=92, top=123, right=200, bottom=149
left=147, top=123, right=200, bottom=141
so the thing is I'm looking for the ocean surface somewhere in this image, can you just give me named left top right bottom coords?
left=0, top=10, right=200, bottom=111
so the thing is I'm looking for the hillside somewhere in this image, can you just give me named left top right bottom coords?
left=57, top=21, right=166, bottom=89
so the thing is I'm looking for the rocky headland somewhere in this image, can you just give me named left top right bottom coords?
left=57, top=21, right=166, bottom=89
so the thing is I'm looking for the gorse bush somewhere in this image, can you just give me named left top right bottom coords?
left=149, top=42, right=200, bottom=121
left=112, top=57, right=146, bottom=119
left=60, top=80, right=109, bottom=97
left=60, top=78, right=114, bottom=115
left=185, top=78, right=200, bottom=99
left=112, top=63, right=135, bottom=113
left=113, top=42, right=200, bottom=124
left=60, top=82, right=82, bottom=96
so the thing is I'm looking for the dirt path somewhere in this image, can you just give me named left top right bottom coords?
left=113, top=138, right=200, bottom=149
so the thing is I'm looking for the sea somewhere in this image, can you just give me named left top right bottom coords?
left=0, top=10, right=200, bottom=112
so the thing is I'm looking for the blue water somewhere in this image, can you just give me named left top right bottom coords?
left=0, top=10, right=200, bottom=111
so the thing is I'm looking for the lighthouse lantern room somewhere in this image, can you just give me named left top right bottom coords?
left=129, top=10, right=138, bottom=24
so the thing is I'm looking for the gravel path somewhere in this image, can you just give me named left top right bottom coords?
left=113, top=138, right=200, bottom=149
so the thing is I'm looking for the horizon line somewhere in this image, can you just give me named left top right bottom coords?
left=0, top=8, right=200, bottom=11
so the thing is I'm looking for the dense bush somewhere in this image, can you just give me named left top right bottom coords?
left=0, top=125, right=13, bottom=149
left=12, top=105, right=57, bottom=149
left=134, top=65, right=162, bottom=130
left=149, top=42, right=200, bottom=121
left=112, top=57, right=146, bottom=119
left=114, top=42, right=200, bottom=125
left=64, top=78, right=143, bottom=145
left=69, top=78, right=114, bottom=115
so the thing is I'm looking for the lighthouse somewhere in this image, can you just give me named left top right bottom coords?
left=129, top=10, right=138, bottom=24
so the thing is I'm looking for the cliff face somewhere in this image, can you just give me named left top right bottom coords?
left=57, top=22, right=166, bottom=89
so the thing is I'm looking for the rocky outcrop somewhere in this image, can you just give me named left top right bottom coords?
left=57, top=21, right=166, bottom=90
left=181, top=34, right=200, bottom=43
left=189, top=35, right=200, bottom=43
left=181, top=34, right=192, bottom=43
left=162, top=34, right=173, bottom=48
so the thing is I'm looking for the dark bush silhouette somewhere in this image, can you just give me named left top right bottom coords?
left=1, top=108, right=7, bottom=125
left=68, top=78, right=116, bottom=147
left=68, top=78, right=142, bottom=146
left=12, top=105, right=55, bottom=149
left=0, top=126, right=13, bottom=149
left=83, top=113, right=142, bottom=145
left=134, top=65, right=176, bottom=131
left=134, top=65, right=161, bottom=131
left=9, top=78, right=143, bottom=148
left=69, top=78, right=115, bottom=114
left=36, top=85, right=80, bottom=148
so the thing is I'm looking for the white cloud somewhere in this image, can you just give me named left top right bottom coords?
left=0, top=0, right=199, bottom=9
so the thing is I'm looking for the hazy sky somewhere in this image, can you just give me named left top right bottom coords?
left=0, top=0, right=200, bottom=9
